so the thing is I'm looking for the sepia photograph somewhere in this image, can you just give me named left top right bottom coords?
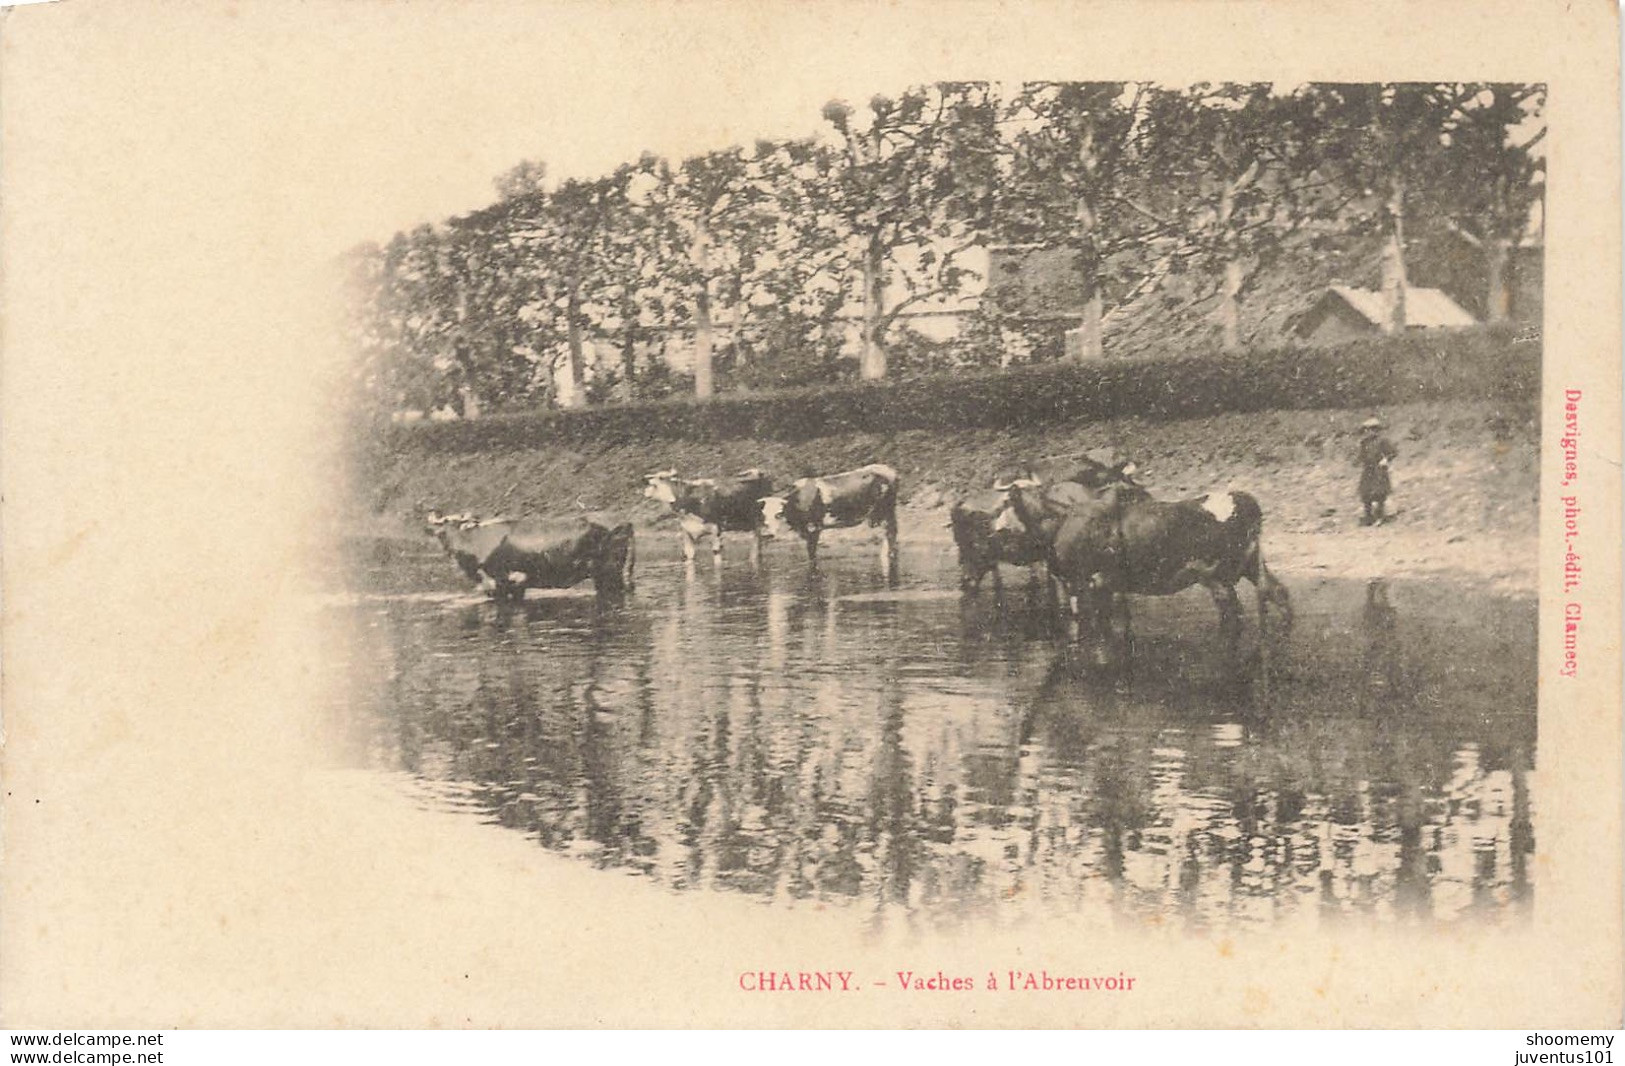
left=1, top=0, right=1618, bottom=1038
left=337, top=80, right=1544, bottom=934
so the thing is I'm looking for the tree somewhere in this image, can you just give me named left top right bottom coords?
left=818, top=83, right=1000, bottom=379
left=494, top=158, right=548, bottom=202
left=632, top=147, right=776, bottom=398
left=998, top=82, right=1155, bottom=359
left=507, top=172, right=641, bottom=407
left=1132, top=84, right=1343, bottom=350
left=375, top=224, right=466, bottom=414
left=337, top=239, right=408, bottom=426
left=1295, top=83, right=1493, bottom=331
left=724, top=137, right=853, bottom=385
left=1433, top=85, right=1545, bottom=322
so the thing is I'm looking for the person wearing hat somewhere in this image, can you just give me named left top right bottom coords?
left=1356, top=416, right=1398, bottom=525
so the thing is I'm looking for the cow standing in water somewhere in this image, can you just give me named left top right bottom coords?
left=425, top=511, right=635, bottom=601
left=950, top=487, right=1048, bottom=594
left=952, top=458, right=1143, bottom=596
left=643, top=468, right=774, bottom=564
left=1011, top=484, right=1292, bottom=647
left=757, top=463, right=900, bottom=579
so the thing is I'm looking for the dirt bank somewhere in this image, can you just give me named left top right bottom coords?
left=353, top=398, right=1538, bottom=593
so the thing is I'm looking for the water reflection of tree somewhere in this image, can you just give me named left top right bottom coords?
left=348, top=573, right=1536, bottom=932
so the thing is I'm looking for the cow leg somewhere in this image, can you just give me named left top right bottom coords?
left=959, top=556, right=982, bottom=594
left=990, top=563, right=1004, bottom=600
left=710, top=524, right=723, bottom=565
left=804, top=532, right=820, bottom=570
left=1112, top=593, right=1134, bottom=676
left=1209, top=581, right=1243, bottom=649
left=680, top=529, right=697, bottom=564
left=878, top=529, right=893, bottom=583
left=885, top=514, right=900, bottom=584
left=750, top=530, right=762, bottom=567
left=1267, top=570, right=1294, bottom=634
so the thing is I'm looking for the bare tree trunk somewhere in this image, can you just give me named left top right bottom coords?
left=1070, top=164, right=1105, bottom=359
left=694, top=287, right=715, bottom=398
left=1069, top=240, right=1104, bottom=361
left=691, top=221, right=716, bottom=398
left=1379, top=177, right=1408, bottom=333
left=458, top=384, right=481, bottom=421
left=1214, top=165, right=1256, bottom=352
left=1485, top=240, right=1511, bottom=323
left=726, top=281, right=747, bottom=378
left=859, top=240, right=887, bottom=380
left=621, top=321, right=638, bottom=402
left=1217, top=259, right=1244, bottom=352
left=563, top=287, right=586, bottom=408
left=452, top=287, right=481, bottom=419
left=1076, top=291, right=1104, bottom=360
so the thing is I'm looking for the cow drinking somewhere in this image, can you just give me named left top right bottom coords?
left=1046, top=486, right=1292, bottom=646
left=994, top=473, right=1291, bottom=649
left=953, top=458, right=1144, bottom=596
left=425, top=511, right=636, bottom=601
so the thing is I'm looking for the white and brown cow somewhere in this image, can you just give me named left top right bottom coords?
left=757, top=463, right=899, bottom=576
left=643, top=468, right=775, bottom=564
left=425, top=511, right=635, bottom=601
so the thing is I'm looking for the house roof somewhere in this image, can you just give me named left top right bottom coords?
left=1402, top=287, right=1479, bottom=327
left=1325, top=284, right=1392, bottom=325
left=1312, top=284, right=1477, bottom=331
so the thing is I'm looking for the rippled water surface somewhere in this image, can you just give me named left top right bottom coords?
left=324, top=533, right=1536, bottom=934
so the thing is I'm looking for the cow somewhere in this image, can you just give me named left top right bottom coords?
left=756, top=463, right=899, bottom=576
left=643, top=468, right=775, bottom=564
left=999, top=482, right=1292, bottom=646
left=950, top=488, right=1047, bottom=594
left=953, top=459, right=1147, bottom=596
left=425, top=511, right=635, bottom=601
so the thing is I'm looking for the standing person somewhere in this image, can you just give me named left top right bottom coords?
left=1357, top=416, right=1398, bottom=525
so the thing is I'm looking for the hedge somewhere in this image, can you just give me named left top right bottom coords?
left=381, top=327, right=1539, bottom=454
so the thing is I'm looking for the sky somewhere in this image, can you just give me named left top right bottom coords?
left=34, top=1, right=1009, bottom=258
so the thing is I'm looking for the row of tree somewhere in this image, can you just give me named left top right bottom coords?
left=340, top=82, right=1544, bottom=420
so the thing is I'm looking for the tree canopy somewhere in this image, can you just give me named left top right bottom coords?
left=340, top=81, right=1544, bottom=421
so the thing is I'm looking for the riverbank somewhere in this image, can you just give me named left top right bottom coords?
left=352, top=398, right=1538, bottom=594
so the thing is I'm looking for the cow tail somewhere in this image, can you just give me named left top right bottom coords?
left=1249, top=503, right=1292, bottom=633
left=625, top=526, right=637, bottom=592
left=1113, top=489, right=1131, bottom=638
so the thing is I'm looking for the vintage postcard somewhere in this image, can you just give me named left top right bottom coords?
left=1, top=0, right=1619, bottom=1031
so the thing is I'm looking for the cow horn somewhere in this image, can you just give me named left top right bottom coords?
left=575, top=496, right=588, bottom=511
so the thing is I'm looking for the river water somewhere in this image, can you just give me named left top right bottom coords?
left=323, top=531, right=1536, bottom=935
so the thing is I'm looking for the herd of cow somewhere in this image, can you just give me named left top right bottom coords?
left=423, top=455, right=1295, bottom=652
